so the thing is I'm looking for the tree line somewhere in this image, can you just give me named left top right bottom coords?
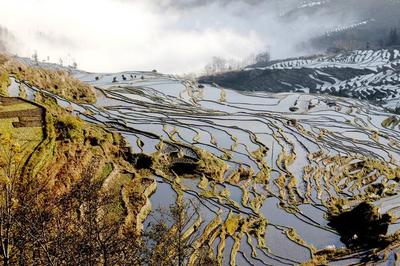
left=203, top=50, right=271, bottom=75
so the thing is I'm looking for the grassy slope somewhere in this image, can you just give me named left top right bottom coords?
left=0, top=57, right=155, bottom=263
left=0, top=53, right=95, bottom=103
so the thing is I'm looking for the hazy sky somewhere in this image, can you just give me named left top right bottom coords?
left=0, top=0, right=356, bottom=73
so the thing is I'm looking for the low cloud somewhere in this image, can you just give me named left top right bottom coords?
left=0, top=0, right=357, bottom=74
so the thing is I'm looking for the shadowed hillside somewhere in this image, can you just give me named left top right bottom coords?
left=200, top=48, right=400, bottom=112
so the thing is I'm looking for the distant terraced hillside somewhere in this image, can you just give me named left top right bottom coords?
left=199, top=48, right=400, bottom=113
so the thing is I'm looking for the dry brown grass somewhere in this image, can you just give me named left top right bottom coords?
left=0, top=53, right=95, bottom=103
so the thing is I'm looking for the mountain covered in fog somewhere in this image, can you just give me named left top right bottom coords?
left=1, top=0, right=400, bottom=73
left=2, top=0, right=400, bottom=265
left=198, top=0, right=400, bottom=111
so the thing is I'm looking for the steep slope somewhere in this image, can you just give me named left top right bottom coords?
left=0, top=55, right=155, bottom=264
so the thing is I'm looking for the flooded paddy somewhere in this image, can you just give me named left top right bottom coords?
left=12, top=70, right=400, bottom=264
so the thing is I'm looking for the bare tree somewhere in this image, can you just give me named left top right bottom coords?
left=32, top=51, right=38, bottom=65
left=145, top=198, right=217, bottom=266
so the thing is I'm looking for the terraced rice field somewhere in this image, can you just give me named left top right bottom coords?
left=202, top=48, right=400, bottom=113
left=8, top=70, right=400, bottom=264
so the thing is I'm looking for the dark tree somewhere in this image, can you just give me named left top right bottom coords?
left=256, top=51, right=271, bottom=64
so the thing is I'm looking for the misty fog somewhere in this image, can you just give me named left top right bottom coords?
left=0, top=0, right=363, bottom=73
